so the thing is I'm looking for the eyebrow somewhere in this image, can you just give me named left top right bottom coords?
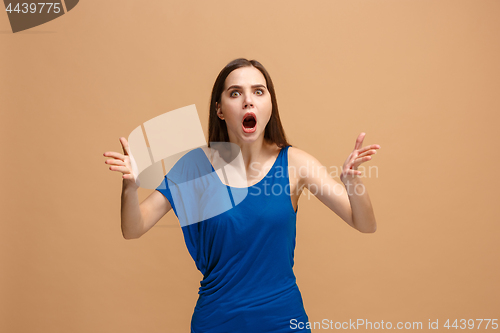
left=226, top=84, right=267, bottom=91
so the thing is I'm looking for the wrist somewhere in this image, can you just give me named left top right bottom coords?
left=122, top=179, right=139, bottom=191
left=340, top=174, right=362, bottom=185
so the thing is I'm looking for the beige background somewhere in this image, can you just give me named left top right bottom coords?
left=1, top=0, right=499, bottom=332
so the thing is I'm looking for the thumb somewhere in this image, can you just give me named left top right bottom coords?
left=127, top=145, right=140, bottom=186
left=119, top=137, right=130, bottom=155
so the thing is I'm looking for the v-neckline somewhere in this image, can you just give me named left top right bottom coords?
left=200, top=147, right=282, bottom=189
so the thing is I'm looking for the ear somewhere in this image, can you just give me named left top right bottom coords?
left=216, top=103, right=224, bottom=120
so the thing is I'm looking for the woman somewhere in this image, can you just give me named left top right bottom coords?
left=103, top=58, right=380, bottom=332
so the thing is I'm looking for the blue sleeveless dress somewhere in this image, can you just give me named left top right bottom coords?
left=156, top=145, right=311, bottom=332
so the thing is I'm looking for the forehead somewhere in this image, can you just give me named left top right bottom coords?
left=224, top=66, right=267, bottom=89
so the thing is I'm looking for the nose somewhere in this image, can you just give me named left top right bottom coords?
left=243, top=92, right=254, bottom=109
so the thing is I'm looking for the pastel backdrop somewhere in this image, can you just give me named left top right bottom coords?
left=1, top=0, right=499, bottom=332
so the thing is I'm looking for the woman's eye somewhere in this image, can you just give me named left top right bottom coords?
left=255, top=89, right=263, bottom=95
left=230, top=91, right=240, bottom=97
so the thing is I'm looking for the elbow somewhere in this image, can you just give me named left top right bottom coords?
left=122, top=232, right=133, bottom=240
left=121, top=219, right=145, bottom=240
left=358, top=223, right=377, bottom=233
left=359, top=226, right=377, bottom=233
left=344, top=215, right=377, bottom=233
left=123, top=234, right=140, bottom=240
left=353, top=219, right=377, bottom=233
left=122, top=230, right=141, bottom=240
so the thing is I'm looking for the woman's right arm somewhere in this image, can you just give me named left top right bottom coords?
left=105, top=137, right=173, bottom=240
left=121, top=183, right=172, bottom=239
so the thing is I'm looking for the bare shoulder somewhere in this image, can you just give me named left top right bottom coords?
left=288, top=146, right=326, bottom=186
left=288, top=146, right=321, bottom=168
left=288, top=146, right=309, bottom=186
left=288, top=146, right=308, bottom=160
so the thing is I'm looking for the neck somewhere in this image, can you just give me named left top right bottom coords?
left=228, top=134, right=271, bottom=170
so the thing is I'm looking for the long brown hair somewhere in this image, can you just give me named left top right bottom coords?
left=207, top=58, right=290, bottom=148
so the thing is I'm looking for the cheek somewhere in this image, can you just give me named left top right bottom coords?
left=258, top=96, right=272, bottom=110
left=262, top=108, right=272, bottom=125
left=264, top=100, right=273, bottom=116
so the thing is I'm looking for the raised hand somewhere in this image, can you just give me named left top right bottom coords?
left=340, top=132, right=381, bottom=184
left=103, top=137, right=141, bottom=189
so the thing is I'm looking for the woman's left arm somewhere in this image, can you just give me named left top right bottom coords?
left=338, top=132, right=380, bottom=233
left=293, top=132, right=380, bottom=233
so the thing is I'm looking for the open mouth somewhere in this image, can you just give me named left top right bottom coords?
left=242, top=112, right=257, bottom=129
